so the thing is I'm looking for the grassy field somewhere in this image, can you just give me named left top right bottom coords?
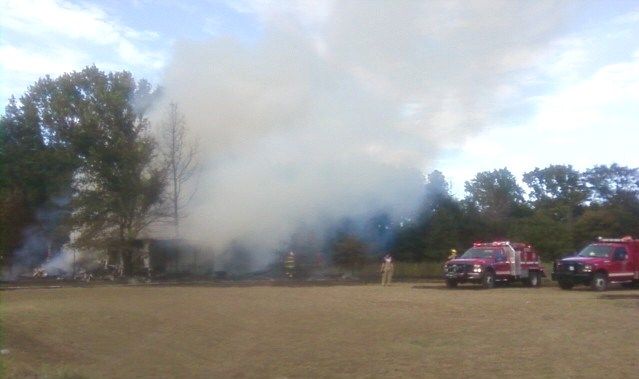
left=1, top=281, right=638, bottom=378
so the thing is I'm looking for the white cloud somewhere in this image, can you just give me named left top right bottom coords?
left=1, top=0, right=157, bottom=46
left=436, top=4, right=639, bottom=198
left=439, top=47, right=639, bottom=198
left=613, top=8, right=639, bottom=24
left=539, top=37, right=589, bottom=83
left=0, top=44, right=85, bottom=74
left=533, top=53, right=639, bottom=133
left=0, top=0, right=166, bottom=103
left=202, top=15, right=223, bottom=36
left=116, top=40, right=165, bottom=69
left=227, top=0, right=334, bottom=29
left=0, top=43, right=89, bottom=102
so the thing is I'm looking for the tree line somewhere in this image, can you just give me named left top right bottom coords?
left=1, top=67, right=638, bottom=277
left=391, top=166, right=639, bottom=262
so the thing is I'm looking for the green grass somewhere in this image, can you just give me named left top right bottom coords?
left=2, top=282, right=638, bottom=378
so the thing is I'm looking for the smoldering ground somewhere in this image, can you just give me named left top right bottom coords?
left=153, top=1, right=573, bottom=266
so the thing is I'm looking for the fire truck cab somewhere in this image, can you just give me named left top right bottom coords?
left=551, top=236, right=639, bottom=291
left=443, top=241, right=545, bottom=289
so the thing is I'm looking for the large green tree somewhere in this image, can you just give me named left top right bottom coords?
left=523, top=165, right=588, bottom=207
left=0, top=115, right=8, bottom=267
left=0, top=90, right=77, bottom=269
left=464, top=168, right=525, bottom=217
left=419, top=171, right=467, bottom=260
left=393, top=170, right=480, bottom=261
left=464, top=168, right=526, bottom=236
left=67, top=68, right=165, bottom=275
left=577, top=165, right=639, bottom=244
left=1, top=66, right=165, bottom=275
left=584, top=164, right=639, bottom=203
left=509, top=211, right=573, bottom=259
left=522, top=165, right=588, bottom=252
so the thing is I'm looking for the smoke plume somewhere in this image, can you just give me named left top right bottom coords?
left=155, top=1, right=571, bottom=265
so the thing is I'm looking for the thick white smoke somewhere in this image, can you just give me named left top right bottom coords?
left=156, top=1, right=571, bottom=264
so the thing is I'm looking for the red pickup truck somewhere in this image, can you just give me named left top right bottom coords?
left=551, top=236, right=639, bottom=291
left=443, top=241, right=545, bottom=288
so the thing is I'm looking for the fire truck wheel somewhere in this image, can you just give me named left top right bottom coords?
left=482, top=271, right=495, bottom=289
left=445, top=279, right=458, bottom=288
left=558, top=279, right=574, bottom=290
left=529, top=271, right=541, bottom=287
left=590, top=273, right=608, bottom=291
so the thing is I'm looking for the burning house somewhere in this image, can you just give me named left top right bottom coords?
left=146, top=239, right=215, bottom=277
left=12, top=238, right=215, bottom=282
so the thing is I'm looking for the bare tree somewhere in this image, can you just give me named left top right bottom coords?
left=160, top=102, right=198, bottom=238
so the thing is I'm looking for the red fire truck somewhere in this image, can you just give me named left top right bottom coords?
left=443, top=241, right=545, bottom=288
left=551, top=236, right=639, bottom=291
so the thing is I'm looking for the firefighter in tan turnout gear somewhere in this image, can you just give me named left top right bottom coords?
left=380, top=254, right=395, bottom=286
left=447, top=249, right=458, bottom=260
left=284, top=251, right=296, bottom=279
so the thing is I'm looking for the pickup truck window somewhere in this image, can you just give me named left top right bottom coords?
left=461, top=248, right=499, bottom=259
left=612, top=248, right=628, bottom=261
left=577, top=244, right=613, bottom=258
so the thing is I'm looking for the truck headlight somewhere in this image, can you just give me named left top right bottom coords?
left=583, top=264, right=592, bottom=272
left=473, top=264, right=482, bottom=273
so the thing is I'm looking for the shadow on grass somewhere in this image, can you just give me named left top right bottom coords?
left=411, top=282, right=553, bottom=291
left=562, top=283, right=639, bottom=293
left=599, top=293, right=639, bottom=300
left=412, top=284, right=488, bottom=291
left=1, top=279, right=372, bottom=291
left=413, top=280, right=639, bottom=293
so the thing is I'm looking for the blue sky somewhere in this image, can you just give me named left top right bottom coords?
left=1, top=0, right=639, bottom=200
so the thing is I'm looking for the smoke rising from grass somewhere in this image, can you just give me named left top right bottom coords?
left=156, top=1, right=571, bottom=264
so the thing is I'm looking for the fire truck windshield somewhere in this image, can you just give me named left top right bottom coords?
left=460, top=248, right=499, bottom=259
left=577, top=244, right=613, bottom=258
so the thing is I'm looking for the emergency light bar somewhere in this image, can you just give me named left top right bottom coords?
left=473, top=241, right=511, bottom=247
left=597, top=236, right=635, bottom=242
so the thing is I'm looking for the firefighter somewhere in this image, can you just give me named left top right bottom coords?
left=380, top=254, right=395, bottom=286
left=284, top=251, right=296, bottom=279
left=447, top=249, right=458, bottom=260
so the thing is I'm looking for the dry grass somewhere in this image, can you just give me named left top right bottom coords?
left=1, top=281, right=639, bottom=378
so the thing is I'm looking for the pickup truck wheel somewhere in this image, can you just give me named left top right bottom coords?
left=590, top=273, right=608, bottom=291
left=482, top=271, right=495, bottom=289
left=558, top=279, right=573, bottom=290
left=529, top=271, right=541, bottom=287
left=445, top=279, right=458, bottom=288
